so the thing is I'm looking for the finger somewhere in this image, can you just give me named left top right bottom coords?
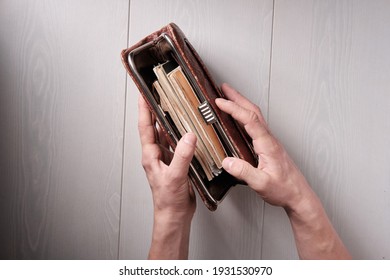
left=138, top=96, right=163, bottom=171
left=215, top=97, right=269, bottom=141
left=216, top=97, right=281, bottom=156
left=138, top=95, right=156, bottom=146
left=221, top=83, right=266, bottom=125
left=169, top=133, right=197, bottom=177
left=222, top=157, right=269, bottom=190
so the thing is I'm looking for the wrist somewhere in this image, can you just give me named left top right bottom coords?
left=153, top=208, right=194, bottom=228
left=148, top=209, right=194, bottom=260
left=283, top=181, right=351, bottom=259
left=153, top=201, right=195, bottom=222
left=283, top=171, right=323, bottom=223
left=284, top=189, right=324, bottom=229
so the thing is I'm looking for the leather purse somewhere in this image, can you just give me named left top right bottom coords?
left=121, top=23, right=257, bottom=210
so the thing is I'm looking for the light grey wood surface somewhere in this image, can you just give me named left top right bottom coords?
left=263, top=0, right=390, bottom=259
left=119, top=0, right=273, bottom=259
left=0, top=0, right=128, bottom=259
left=1, top=0, right=389, bottom=260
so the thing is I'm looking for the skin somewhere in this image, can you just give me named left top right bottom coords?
left=138, top=83, right=351, bottom=260
left=138, top=96, right=196, bottom=259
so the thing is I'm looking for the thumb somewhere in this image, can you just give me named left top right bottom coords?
left=169, top=133, right=197, bottom=175
left=222, top=157, right=268, bottom=188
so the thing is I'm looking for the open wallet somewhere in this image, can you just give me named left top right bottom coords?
left=121, top=23, right=258, bottom=211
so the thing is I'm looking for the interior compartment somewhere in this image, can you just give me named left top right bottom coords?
left=128, top=34, right=235, bottom=204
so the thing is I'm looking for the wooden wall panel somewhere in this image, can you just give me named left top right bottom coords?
left=0, top=0, right=129, bottom=259
left=1, top=0, right=388, bottom=260
left=119, top=0, right=273, bottom=259
left=263, top=0, right=390, bottom=259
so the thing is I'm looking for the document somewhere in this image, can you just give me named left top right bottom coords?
left=153, top=61, right=227, bottom=180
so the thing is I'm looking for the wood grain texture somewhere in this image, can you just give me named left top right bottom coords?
left=264, top=0, right=390, bottom=259
left=3, top=0, right=387, bottom=261
left=119, top=0, right=273, bottom=259
left=0, top=0, right=128, bottom=259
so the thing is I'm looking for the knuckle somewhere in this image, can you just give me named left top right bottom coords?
left=262, top=173, right=272, bottom=187
left=165, top=169, right=186, bottom=186
left=231, top=106, right=242, bottom=119
left=244, top=113, right=263, bottom=137
left=251, top=104, right=266, bottom=125
left=252, top=104, right=262, bottom=115
left=268, top=138, right=282, bottom=154
left=175, top=144, right=193, bottom=162
left=138, top=122, right=149, bottom=134
left=137, top=123, right=144, bottom=132
left=141, top=156, right=152, bottom=171
left=235, top=161, right=250, bottom=179
left=176, top=148, right=189, bottom=161
left=248, top=110, right=259, bottom=123
left=141, top=149, right=158, bottom=171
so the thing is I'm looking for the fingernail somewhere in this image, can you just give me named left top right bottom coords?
left=215, top=98, right=224, bottom=104
left=222, top=157, right=235, bottom=171
left=183, top=133, right=196, bottom=146
left=221, top=82, right=231, bottom=88
left=215, top=98, right=229, bottom=105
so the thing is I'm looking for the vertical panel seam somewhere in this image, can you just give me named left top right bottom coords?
left=117, top=0, right=132, bottom=260
left=260, top=0, right=276, bottom=260
left=267, top=0, right=276, bottom=126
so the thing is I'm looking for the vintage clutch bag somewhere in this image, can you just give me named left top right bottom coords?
left=121, top=23, right=257, bottom=210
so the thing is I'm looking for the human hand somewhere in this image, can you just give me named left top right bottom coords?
left=215, top=84, right=351, bottom=259
left=215, top=84, right=312, bottom=212
left=138, top=95, right=197, bottom=259
left=138, top=95, right=196, bottom=219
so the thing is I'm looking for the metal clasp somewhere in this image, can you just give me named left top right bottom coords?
left=198, top=101, right=217, bottom=125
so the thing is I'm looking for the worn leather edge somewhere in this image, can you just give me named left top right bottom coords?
left=120, top=23, right=257, bottom=211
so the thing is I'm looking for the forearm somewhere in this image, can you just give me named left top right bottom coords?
left=148, top=211, right=193, bottom=260
left=285, top=179, right=351, bottom=259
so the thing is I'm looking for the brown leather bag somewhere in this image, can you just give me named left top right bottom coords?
left=121, top=23, right=257, bottom=210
